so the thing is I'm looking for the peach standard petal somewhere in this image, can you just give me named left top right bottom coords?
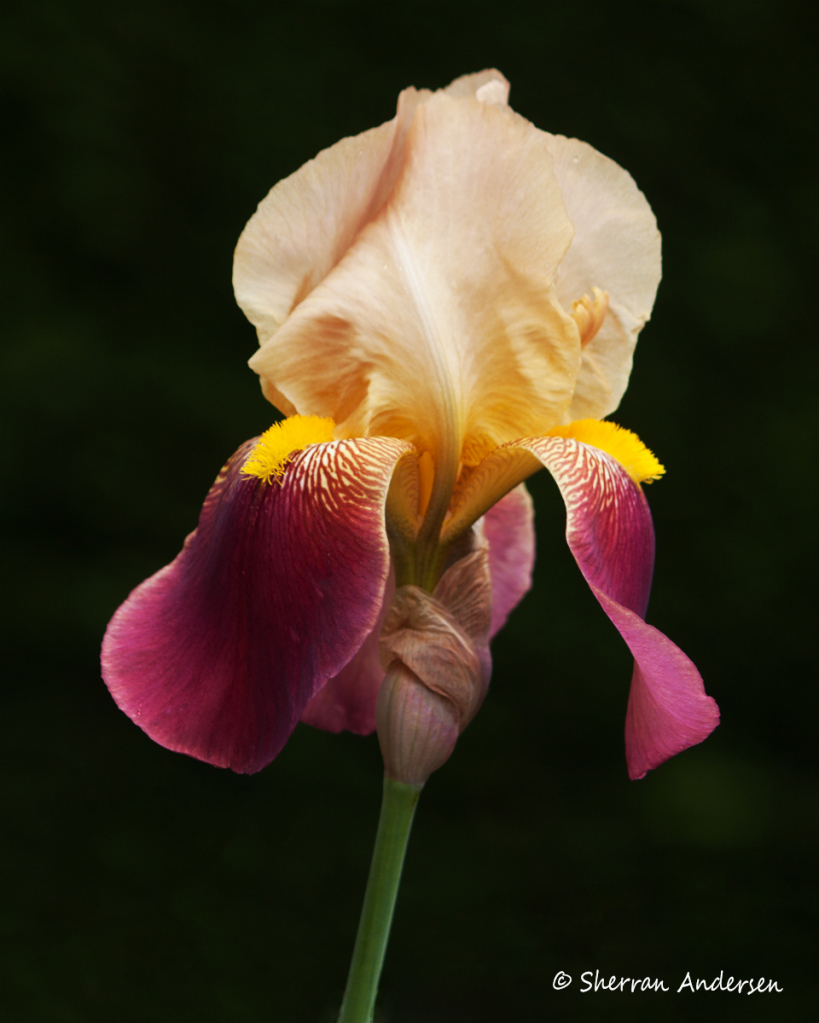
left=248, top=89, right=578, bottom=476
left=233, top=69, right=510, bottom=354
left=543, top=135, right=662, bottom=422
left=235, top=72, right=662, bottom=478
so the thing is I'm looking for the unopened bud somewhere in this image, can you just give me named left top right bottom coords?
left=376, top=662, right=460, bottom=785
left=379, top=585, right=484, bottom=722
left=375, top=538, right=493, bottom=785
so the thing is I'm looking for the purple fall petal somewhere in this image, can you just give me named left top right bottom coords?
left=519, top=436, right=719, bottom=778
left=596, top=594, right=722, bottom=779
left=483, top=483, right=536, bottom=638
left=102, top=436, right=410, bottom=773
left=300, top=568, right=395, bottom=735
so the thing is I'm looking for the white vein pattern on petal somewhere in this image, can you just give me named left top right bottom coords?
left=290, top=439, right=401, bottom=520
left=558, top=444, right=624, bottom=526
left=534, top=436, right=652, bottom=615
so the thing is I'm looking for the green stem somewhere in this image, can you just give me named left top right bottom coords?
left=338, top=776, right=422, bottom=1023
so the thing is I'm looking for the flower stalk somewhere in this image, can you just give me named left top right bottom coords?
left=338, top=777, right=422, bottom=1023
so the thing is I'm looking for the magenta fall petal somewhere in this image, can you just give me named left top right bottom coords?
left=519, top=436, right=719, bottom=778
left=300, top=567, right=396, bottom=736
left=483, top=484, right=536, bottom=639
left=101, top=435, right=410, bottom=774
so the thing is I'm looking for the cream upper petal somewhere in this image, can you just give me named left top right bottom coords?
left=248, top=92, right=579, bottom=470
left=232, top=96, right=433, bottom=356
left=233, top=70, right=511, bottom=360
left=544, top=135, right=662, bottom=421
left=233, top=121, right=393, bottom=345
left=444, top=68, right=510, bottom=104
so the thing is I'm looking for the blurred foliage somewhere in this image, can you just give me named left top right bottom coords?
left=1, top=1, right=817, bottom=1020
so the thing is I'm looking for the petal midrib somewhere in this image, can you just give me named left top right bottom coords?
left=384, top=204, right=463, bottom=469
left=382, top=204, right=464, bottom=572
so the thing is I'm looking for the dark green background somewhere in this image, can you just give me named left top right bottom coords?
left=2, top=1, right=817, bottom=1020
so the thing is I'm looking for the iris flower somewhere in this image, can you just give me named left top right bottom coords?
left=102, top=70, right=718, bottom=786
